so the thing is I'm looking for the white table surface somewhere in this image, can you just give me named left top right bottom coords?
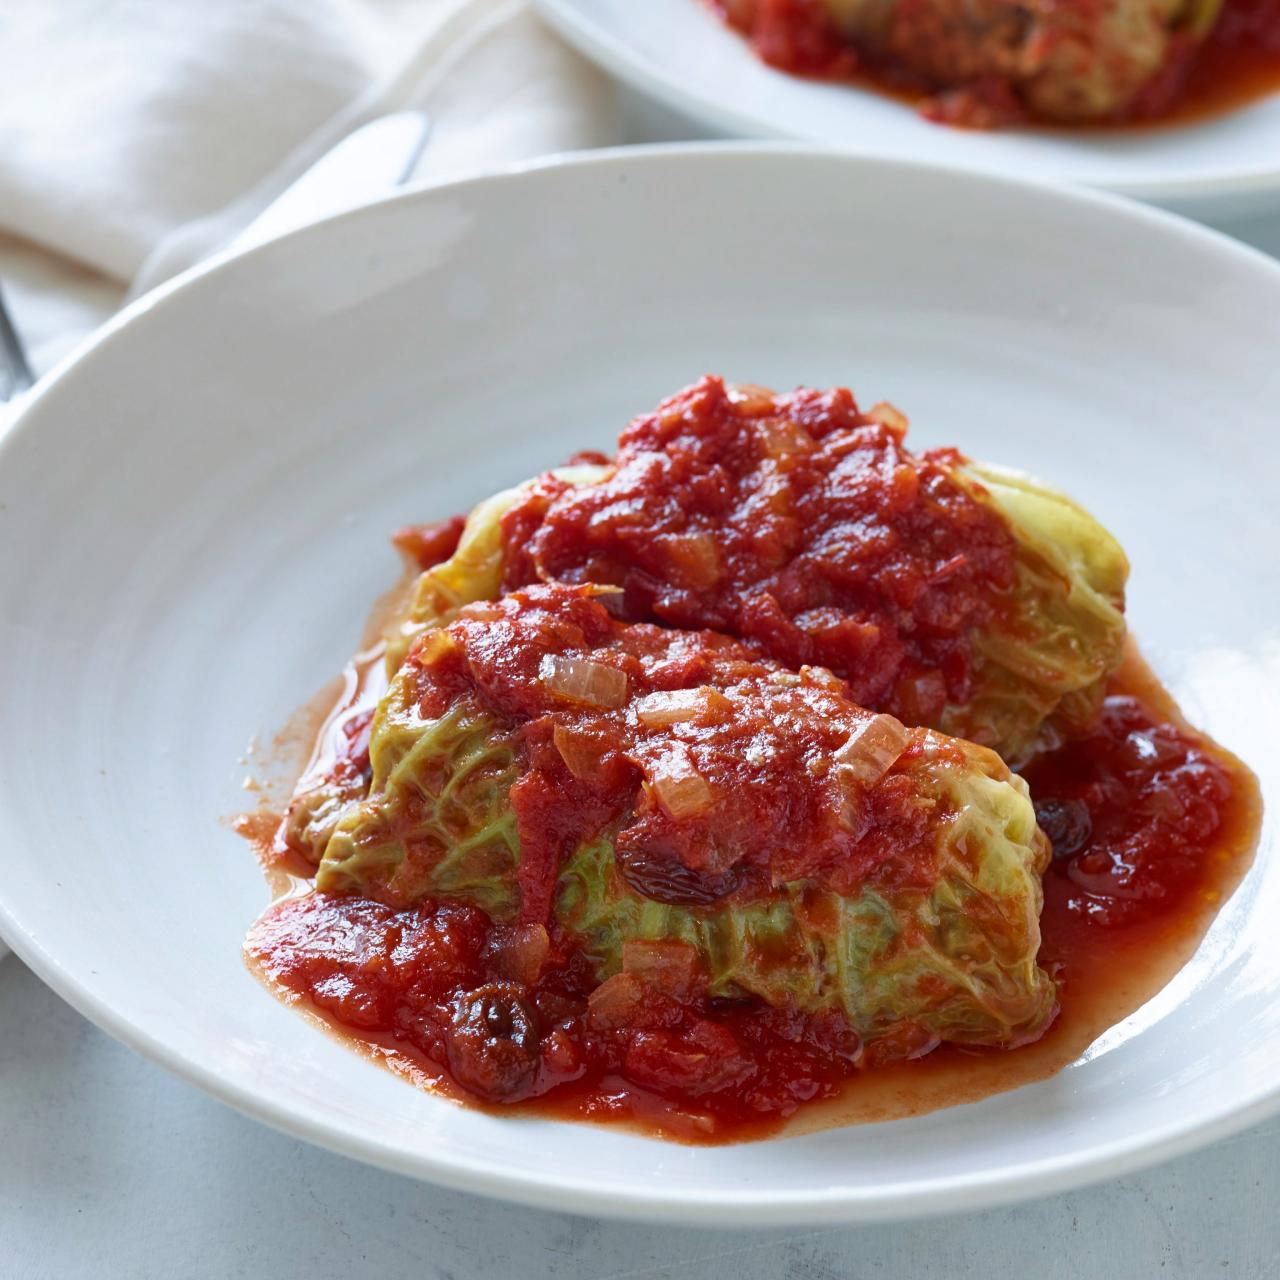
left=5, top=97, right=1280, bottom=1280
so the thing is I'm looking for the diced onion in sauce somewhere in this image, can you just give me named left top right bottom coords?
left=622, top=940, right=700, bottom=996
left=868, top=400, right=909, bottom=436
left=649, top=748, right=715, bottom=819
left=488, top=923, right=550, bottom=985
left=799, top=664, right=844, bottom=692
left=833, top=714, right=909, bottom=786
left=414, top=629, right=458, bottom=668
left=726, top=382, right=775, bottom=414
left=662, top=533, right=722, bottom=588
left=586, top=972, right=647, bottom=1029
left=635, top=686, right=732, bottom=728
left=760, top=419, right=811, bottom=459
left=538, top=653, right=627, bottom=708
left=552, top=724, right=606, bottom=781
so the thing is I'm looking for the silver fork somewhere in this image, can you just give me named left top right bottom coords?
left=0, top=283, right=34, bottom=403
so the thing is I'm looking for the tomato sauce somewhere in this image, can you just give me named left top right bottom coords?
left=239, top=385, right=1259, bottom=1142
left=245, top=628, right=1257, bottom=1142
left=420, top=586, right=948, bottom=916
left=710, top=0, right=1280, bottom=129
left=1166, top=0, right=1280, bottom=125
left=501, top=377, right=1015, bottom=725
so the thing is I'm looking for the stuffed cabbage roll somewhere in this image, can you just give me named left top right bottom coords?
left=392, top=377, right=1128, bottom=766
left=831, top=0, right=1222, bottom=120
left=316, top=583, right=1056, bottom=1058
left=722, top=0, right=1224, bottom=123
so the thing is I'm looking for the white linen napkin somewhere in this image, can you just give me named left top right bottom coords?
left=0, top=0, right=618, bottom=962
left=0, top=0, right=618, bottom=372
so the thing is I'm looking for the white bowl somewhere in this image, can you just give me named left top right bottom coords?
left=535, top=0, right=1280, bottom=219
left=0, top=145, right=1277, bottom=1225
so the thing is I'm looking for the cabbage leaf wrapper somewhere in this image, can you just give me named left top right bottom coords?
left=391, top=378, right=1128, bottom=765
left=317, top=583, right=1057, bottom=1054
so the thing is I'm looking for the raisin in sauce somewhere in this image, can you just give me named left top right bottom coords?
left=239, top=634, right=1259, bottom=1144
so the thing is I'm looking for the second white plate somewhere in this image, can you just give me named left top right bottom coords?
left=536, top=0, right=1280, bottom=218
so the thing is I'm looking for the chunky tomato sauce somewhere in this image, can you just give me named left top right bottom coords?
left=711, top=0, right=1280, bottom=129
left=420, top=586, right=947, bottom=918
left=502, top=377, right=1014, bottom=724
left=248, top=633, right=1255, bottom=1141
left=253, top=892, right=874, bottom=1134
left=242, top=384, right=1258, bottom=1142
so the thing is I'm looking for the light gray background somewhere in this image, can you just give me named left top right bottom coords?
left=3, top=98, right=1280, bottom=1280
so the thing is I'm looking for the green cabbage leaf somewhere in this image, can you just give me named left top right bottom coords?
left=557, top=737, right=1055, bottom=1049
left=949, top=462, right=1128, bottom=763
left=384, top=455, right=1127, bottom=763
left=385, top=462, right=610, bottom=671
